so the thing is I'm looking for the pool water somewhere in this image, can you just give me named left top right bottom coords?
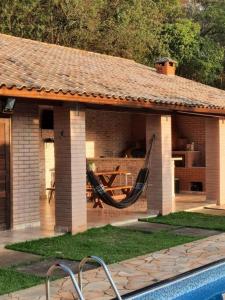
left=125, top=261, right=225, bottom=300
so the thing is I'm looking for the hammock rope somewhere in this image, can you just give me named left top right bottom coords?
left=87, top=134, right=156, bottom=209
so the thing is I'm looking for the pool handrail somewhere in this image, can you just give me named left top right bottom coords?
left=46, top=262, right=84, bottom=300
left=78, top=255, right=122, bottom=300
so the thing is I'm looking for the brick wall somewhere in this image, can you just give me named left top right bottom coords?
left=11, top=102, right=40, bottom=229
left=175, top=167, right=205, bottom=191
left=42, top=110, right=146, bottom=163
left=131, top=114, right=146, bottom=141
left=173, top=115, right=205, bottom=165
left=86, top=112, right=205, bottom=162
left=86, top=110, right=145, bottom=158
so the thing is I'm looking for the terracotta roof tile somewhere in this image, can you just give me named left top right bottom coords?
left=0, top=33, right=225, bottom=109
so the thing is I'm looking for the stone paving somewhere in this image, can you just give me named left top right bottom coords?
left=172, top=227, right=221, bottom=237
left=16, top=258, right=96, bottom=278
left=120, top=221, right=221, bottom=237
left=0, top=249, right=41, bottom=268
left=1, top=232, right=225, bottom=300
left=0, top=227, right=60, bottom=249
left=120, top=221, right=178, bottom=232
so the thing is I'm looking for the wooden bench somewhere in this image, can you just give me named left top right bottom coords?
left=87, top=184, right=132, bottom=208
left=86, top=185, right=132, bottom=192
left=47, top=167, right=132, bottom=208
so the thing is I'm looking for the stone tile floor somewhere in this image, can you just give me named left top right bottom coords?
left=87, top=209, right=153, bottom=228
left=175, top=193, right=214, bottom=212
left=1, top=232, right=225, bottom=300
left=0, top=227, right=61, bottom=249
left=0, top=249, right=40, bottom=268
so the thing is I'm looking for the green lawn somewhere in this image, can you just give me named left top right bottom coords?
left=3, top=213, right=224, bottom=296
left=6, top=225, right=198, bottom=264
left=0, top=268, right=43, bottom=295
left=141, top=211, right=225, bottom=231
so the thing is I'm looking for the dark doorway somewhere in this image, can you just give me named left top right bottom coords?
left=190, top=182, right=203, bottom=192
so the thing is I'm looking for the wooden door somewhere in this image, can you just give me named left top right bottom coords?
left=0, top=119, right=10, bottom=230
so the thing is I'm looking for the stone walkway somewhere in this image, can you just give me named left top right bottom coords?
left=120, top=221, right=221, bottom=237
left=16, top=258, right=96, bottom=278
left=1, top=232, right=225, bottom=300
left=0, top=227, right=60, bottom=249
left=0, top=249, right=40, bottom=268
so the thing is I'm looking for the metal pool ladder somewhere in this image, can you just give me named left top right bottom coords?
left=46, top=255, right=122, bottom=300
left=46, top=263, right=84, bottom=300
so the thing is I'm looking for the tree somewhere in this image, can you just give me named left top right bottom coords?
left=0, top=0, right=172, bottom=64
left=184, top=0, right=225, bottom=87
left=159, top=17, right=224, bottom=85
left=0, top=0, right=104, bottom=45
left=189, top=0, right=225, bottom=45
left=181, top=37, right=224, bottom=85
left=93, top=0, right=163, bottom=63
left=162, top=18, right=200, bottom=64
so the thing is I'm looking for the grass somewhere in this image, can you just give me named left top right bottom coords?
left=0, top=267, right=43, bottom=295
left=3, top=213, right=224, bottom=295
left=6, top=225, right=198, bottom=264
left=141, top=211, right=225, bottom=231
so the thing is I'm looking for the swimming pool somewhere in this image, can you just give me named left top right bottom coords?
left=124, top=260, right=225, bottom=300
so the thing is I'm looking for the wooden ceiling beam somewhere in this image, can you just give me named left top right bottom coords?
left=0, top=86, right=225, bottom=116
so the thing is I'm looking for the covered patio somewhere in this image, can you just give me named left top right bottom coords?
left=40, top=107, right=159, bottom=232
left=40, top=107, right=218, bottom=232
left=4, top=98, right=225, bottom=234
left=1, top=34, right=225, bottom=234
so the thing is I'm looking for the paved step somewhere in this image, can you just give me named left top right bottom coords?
left=16, top=258, right=96, bottom=278
left=0, top=249, right=41, bottom=268
left=172, top=227, right=221, bottom=237
left=119, top=221, right=221, bottom=237
left=119, top=221, right=178, bottom=232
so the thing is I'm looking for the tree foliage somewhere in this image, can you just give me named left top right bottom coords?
left=0, top=0, right=224, bottom=88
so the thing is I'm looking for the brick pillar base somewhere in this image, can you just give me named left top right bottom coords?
left=54, top=104, right=87, bottom=234
left=206, top=118, right=225, bottom=206
left=146, top=115, right=173, bottom=215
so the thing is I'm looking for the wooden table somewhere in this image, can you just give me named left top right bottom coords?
left=95, top=170, right=132, bottom=186
left=87, top=170, right=132, bottom=208
left=47, top=169, right=133, bottom=208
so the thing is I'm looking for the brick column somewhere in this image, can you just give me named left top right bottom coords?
left=54, top=104, right=87, bottom=233
left=146, top=115, right=173, bottom=215
left=205, top=118, right=225, bottom=205
left=11, top=102, right=40, bottom=229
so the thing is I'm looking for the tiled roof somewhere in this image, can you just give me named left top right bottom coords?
left=0, top=33, right=225, bottom=110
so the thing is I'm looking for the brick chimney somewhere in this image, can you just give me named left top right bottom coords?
left=155, top=57, right=177, bottom=76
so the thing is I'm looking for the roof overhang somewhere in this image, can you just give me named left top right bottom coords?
left=1, top=86, right=225, bottom=116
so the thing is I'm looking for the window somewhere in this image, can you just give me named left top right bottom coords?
left=40, top=110, right=54, bottom=129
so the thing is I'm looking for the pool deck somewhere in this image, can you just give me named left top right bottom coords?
left=1, top=232, right=225, bottom=300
